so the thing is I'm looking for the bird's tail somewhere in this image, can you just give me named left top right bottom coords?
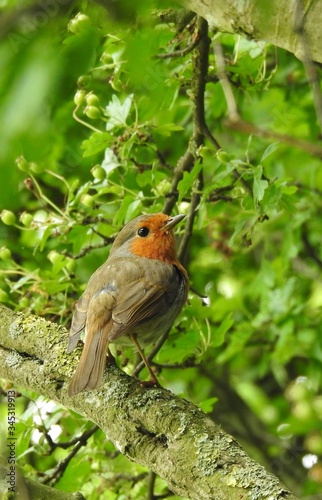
left=68, top=327, right=110, bottom=397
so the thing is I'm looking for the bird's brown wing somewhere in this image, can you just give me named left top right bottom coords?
left=109, top=267, right=184, bottom=341
left=66, top=290, right=92, bottom=353
left=67, top=261, right=118, bottom=353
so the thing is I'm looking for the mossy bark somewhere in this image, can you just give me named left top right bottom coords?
left=183, top=0, right=322, bottom=64
left=0, top=466, right=85, bottom=500
left=0, top=304, right=299, bottom=500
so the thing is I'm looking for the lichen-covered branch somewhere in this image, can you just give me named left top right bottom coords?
left=0, top=304, right=299, bottom=500
left=183, top=0, right=322, bottom=64
left=0, top=467, right=85, bottom=500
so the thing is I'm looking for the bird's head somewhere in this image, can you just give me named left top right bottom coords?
left=110, top=213, right=185, bottom=263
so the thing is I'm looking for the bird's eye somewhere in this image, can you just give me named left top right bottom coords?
left=138, top=227, right=150, bottom=237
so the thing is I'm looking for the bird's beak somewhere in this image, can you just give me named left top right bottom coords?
left=162, top=214, right=185, bottom=231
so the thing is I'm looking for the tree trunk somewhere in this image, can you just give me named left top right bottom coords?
left=182, top=0, right=322, bottom=63
left=0, top=304, right=299, bottom=499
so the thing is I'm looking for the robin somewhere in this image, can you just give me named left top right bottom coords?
left=67, top=213, right=188, bottom=396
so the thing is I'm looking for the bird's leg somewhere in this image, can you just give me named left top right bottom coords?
left=130, top=334, right=160, bottom=387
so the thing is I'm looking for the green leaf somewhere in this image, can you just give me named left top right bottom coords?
left=114, top=196, right=136, bottom=225
left=157, top=330, right=201, bottom=364
left=217, top=323, right=254, bottom=363
left=81, top=132, right=112, bottom=157
left=198, top=397, right=218, bottom=414
left=281, top=185, right=298, bottom=195
left=228, top=213, right=258, bottom=247
left=212, top=314, right=234, bottom=347
left=101, top=147, right=121, bottom=176
left=261, top=142, right=279, bottom=162
left=253, top=165, right=269, bottom=207
left=105, top=94, right=133, bottom=131
left=155, top=123, right=184, bottom=136
left=177, top=161, right=203, bottom=202
left=272, top=320, right=296, bottom=364
left=124, top=199, right=142, bottom=222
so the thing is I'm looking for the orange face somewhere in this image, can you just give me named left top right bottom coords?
left=130, top=214, right=178, bottom=264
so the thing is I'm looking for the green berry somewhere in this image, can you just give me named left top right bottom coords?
left=0, top=247, right=11, bottom=260
left=91, top=165, right=106, bottom=181
left=86, top=93, right=100, bottom=107
left=68, top=19, right=78, bottom=34
left=77, top=75, right=92, bottom=89
left=74, top=90, right=86, bottom=107
left=1, top=210, right=16, bottom=226
left=101, top=53, right=114, bottom=65
left=30, top=162, right=45, bottom=174
left=216, top=150, right=231, bottom=164
left=156, top=179, right=171, bottom=196
left=20, top=212, right=33, bottom=227
left=16, top=156, right=29, bottom=172
left=286, top=381, right=309, bottom=402
left=84, top=105, right=101, bottom=119
left=110, top=77, right=122, bottom=92
left=293, top=401, right=313, bottom=421
left=76, top=13, right=90, bottom=24
left=68, top=13, right=90, bottom=33
left=81, top=194, right=94, bottom=208
left=305, top=432, right=322, bottom=454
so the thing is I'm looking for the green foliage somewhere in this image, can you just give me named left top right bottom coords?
left=0, top=1, right=322, bottom=498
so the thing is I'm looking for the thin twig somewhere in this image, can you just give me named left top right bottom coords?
left=214, top=43, right=240, bottom=122
left=178, top=169, right=203, bottom=261
left=214, top=38, right=322, bottom=158
left=155, top=35, right=201, bottom=59
left=62, top=240, right=112, bottom=259
left=153, top=9, right=196, bottom=34
left=163, top=16, right=221, bottom=215
left=42, top=424, right=99, bottom=451
left=41, top=425, right=99, bottom=486
left=227, top=118, right=322, bottom=158
left=162, top=146, right=195, bottom=215
left=153, top=358, right=197, bottom=370
left=147, top=471, right=157, bottom=500
left=301, top=224, right=322, bottom=269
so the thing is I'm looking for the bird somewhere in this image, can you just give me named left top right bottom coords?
left=67, top=212, right=188, bottom=396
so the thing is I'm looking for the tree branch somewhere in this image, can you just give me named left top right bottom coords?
left=214, top=40, right=322, bottom=159
left=183, top=0, right=322, bottom=64
left=163, top=16, right=220, bottom=215
left=294, top=0, right=322, bottom=135
left=0, top=466, right=85, bottom=500
left=0, top=304, right=299, bottom=500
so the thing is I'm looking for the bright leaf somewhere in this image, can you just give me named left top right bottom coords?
left=253, top=164, right=269, bottom=208
left=105, top=94, right=133, bottom=130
